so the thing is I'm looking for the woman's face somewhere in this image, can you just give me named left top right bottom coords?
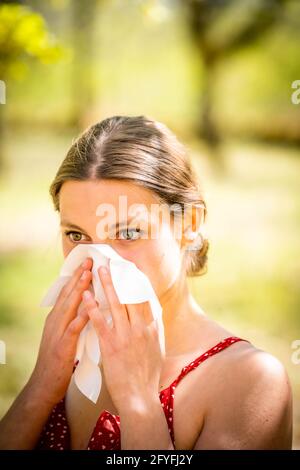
left=59, top=179, right=186, bottom=297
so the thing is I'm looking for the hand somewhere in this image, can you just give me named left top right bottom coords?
left=82, top=264, right=163, bottom=413
left=29, top=257, right=93, bottom=406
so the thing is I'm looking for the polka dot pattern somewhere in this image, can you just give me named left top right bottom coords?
left=35, top=336, right=249, bottom=450
left=36, top=398, right=70, bottom=450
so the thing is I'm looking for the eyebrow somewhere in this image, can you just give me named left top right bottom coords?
left=60, top=217, right=138, bottom=233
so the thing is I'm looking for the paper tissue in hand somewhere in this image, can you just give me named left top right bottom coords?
left=40, top=244, right=165, bottom=404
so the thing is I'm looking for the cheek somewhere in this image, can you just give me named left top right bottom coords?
left=62, top=239, right=72, bottom=259
left=153, top=239, right=182, bottom=293
left=129, top=238, right=182, bottom=297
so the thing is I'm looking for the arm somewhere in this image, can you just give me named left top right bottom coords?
left=119, top=395, right=175, bottom=450
left=0, top=258, right=93, bottom=449
left=82, top=265, right=174, bottom=450
left=193, top=349, right=293, bottom=450
left=0, top=378, right=56, bottom=450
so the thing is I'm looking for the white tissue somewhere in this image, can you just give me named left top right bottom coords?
left=40, top=244, right=165, bottom=404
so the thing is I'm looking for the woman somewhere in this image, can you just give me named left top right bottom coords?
left=0, top=115, right=293, bottom=450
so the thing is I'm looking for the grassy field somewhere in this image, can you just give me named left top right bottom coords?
left=0, top=129, right=299, bottom=447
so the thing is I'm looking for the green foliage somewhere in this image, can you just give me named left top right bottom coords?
left=0, top=3, right=66, bottom=79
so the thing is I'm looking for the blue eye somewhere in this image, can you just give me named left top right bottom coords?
left=118, top=228, right=142, bottom=241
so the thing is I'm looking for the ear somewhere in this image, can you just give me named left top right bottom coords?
left=181, top=203, right=206, bottom=250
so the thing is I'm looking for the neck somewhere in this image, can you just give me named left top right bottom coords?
left=159, top=270, right=206, bottom=357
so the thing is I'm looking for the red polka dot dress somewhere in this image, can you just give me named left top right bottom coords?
left=35, top=336, right=249, bottom=450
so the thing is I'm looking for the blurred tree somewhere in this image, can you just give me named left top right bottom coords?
left=0, top=1, right=64, bottom=170
left=26, top=0, right=101, bottom=129
left=182, top=0, right=290, bottom=148
left=69, top=0, right=99, bottom=129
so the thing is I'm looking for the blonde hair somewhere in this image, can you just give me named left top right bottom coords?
left=49, top=115, right=209, bottom=277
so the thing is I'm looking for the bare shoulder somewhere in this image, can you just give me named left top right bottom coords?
left=193, top=339, right=293, bottom=449
left=225, top=340, right=292, bottom=415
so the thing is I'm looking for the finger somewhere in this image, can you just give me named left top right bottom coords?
left=98, top=265, right=129, bottom=334
left=142, top=300, right=156, bottom=325
left=126, top=303, right=147, bottom=330
left=82, top=290, right=110, bottom=339
left=63, top=305, right=90, bottom=345
left=126, top=301, right=155, bottom=332
left=59, top=269, right=93, bottom=331
left=55, top=257, right=93, bottom=308
left=147, top=319, right=161, bottom=346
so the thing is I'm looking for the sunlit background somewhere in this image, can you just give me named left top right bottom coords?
left=0, top=0, right=300, bottom=448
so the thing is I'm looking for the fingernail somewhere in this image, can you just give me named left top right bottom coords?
left=83, top=290, right=92, bottom=302
left=81, top=259, right=89, bottom=269
left=100, top=266, right=108, bottom=275
left=80, top=270, right=89, bottom=280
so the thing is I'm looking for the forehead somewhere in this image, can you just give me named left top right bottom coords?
left=59, top=179, right=161, bottom=219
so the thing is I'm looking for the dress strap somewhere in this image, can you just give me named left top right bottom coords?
left=159, top=336, right=250, bottom=448
left=175, top=336, right=250, bottom=386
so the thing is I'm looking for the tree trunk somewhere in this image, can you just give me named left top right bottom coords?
left=196, top=55, right=220, bottom=148
left=69, top=0, right=98, bottom=130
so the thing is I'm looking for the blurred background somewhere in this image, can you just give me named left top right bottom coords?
left=0, top=0, right=300, bottom=448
